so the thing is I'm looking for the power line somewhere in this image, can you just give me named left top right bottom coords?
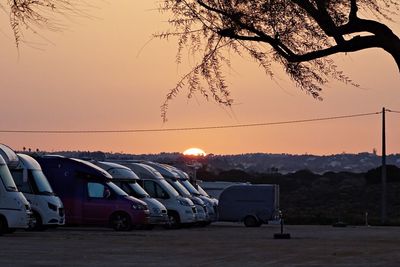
left=387, top=110, right=400, bottom=114
left=0, top=111, right=381, bottom=135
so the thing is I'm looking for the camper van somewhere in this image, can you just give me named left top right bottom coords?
left=120, top=162, right=196, bottom=228
left=163, top=165, right=219, bottom=223
left=92, top=161, right=169, bottom=227
left=0, top=146, right=32, bottom=234
left=218, top=184, right=280, bottom=227
left=144, top=162, right=209, bottom=225
left=35, top=156, right=149, bottom=231
left=9, top=153, right=65, bottom=230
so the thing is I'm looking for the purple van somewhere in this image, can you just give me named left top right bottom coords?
left=35, top=155, right=149, bottom=231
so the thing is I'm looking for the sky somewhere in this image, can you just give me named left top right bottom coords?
left=0, top=1, right=399, bottom=155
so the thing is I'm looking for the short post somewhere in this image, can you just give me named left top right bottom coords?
left=274, top=211, right=291, bottom=239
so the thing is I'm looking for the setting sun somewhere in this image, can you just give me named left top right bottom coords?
left=183, top=148, right=206, bottom=157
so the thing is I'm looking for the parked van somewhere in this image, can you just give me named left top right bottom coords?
left=120, top=162, right=196, bottom=228
left=218, top=184, right=280, bottom=227
left=163, top=165, right=219, bottom=223
left=92, top=161, right=169, bottom=227
left=10, top=153, right=65, bottom=230
left=144, top=162, right=209, bottom=225
left=0, top=146, right=32, bottom=234
left=35, top=156, right=149, bottom=231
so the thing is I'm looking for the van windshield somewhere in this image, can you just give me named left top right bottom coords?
left=159, top=179, right=179, bottom=197
left=169, top=180, right=191, bottom=198
left=0, top=164, right=18, bottom=192
left=107, top=181, right=128, bottom=196
left=181, top=180, right=200, bottom=195
left=197, top=185, right=210, bottom=197
left=30, top=170, right=54, bottom=195
left=124, top=181, right=149, bottom=198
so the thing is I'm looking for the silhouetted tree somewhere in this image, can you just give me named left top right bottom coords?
left=1, top=0, right=86, bottom=47
left=159, top=0, right=400, bottom=120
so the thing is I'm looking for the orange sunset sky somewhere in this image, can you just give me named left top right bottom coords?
left=0, top=1, right=399, bottom=155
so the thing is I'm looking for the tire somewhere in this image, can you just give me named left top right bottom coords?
left=244, top=215, right=260, bottom=227
left=164, top=212, right=180, bottom=229
left=110, top=212, right=132, bottom=231
left=0, top=217, right=8, bottom=235
left=28, top=212, right=46, bottom=231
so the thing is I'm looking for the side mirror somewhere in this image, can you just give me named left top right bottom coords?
left=103, top=188, right=111, bottom=199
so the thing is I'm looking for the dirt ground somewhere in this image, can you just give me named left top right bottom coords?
left=1, top=223, right=399, bottom=267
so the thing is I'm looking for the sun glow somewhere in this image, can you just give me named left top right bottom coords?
left=183, top=147, right=206, bottom=157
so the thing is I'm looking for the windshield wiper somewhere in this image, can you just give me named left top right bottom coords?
left=6, top=186, right=18, bottom=192
left=40, top=191, right=54, bottom=196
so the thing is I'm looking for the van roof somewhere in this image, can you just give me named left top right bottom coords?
left=144, top=162, right=180, bottom=180
left=17, top=153, right=42, bottom=170
left=95, top=161, right=140, bottom=180
left=123, top=162, right=164, bottom=180
left=0, top=144, right=19, bottom=168
left=36, top=155, right=113, bottom=180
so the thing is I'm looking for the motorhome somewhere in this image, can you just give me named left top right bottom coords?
left=218, top=184, right=280, bottom=227
left=120, top=162, right=196, bottom=228
left=163, top=165, right=219, bottom=223
left=35, top=156, right=149, bottom=231
left=144, top=162, right=209, bottom=225
left=0, top=146, right=32, bottom=234
left=92, top=161, right=169, bottom=227
left=8, top=153, right=65, bottom=230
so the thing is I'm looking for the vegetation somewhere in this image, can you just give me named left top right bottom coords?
left=159, top=0, right=400, bottom=120
left=198, top=165, right=400, bottom=225
left=1, top=0, right=89, bottom=47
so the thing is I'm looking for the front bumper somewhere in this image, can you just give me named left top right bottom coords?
left=148, top=213, right=169, bottom=225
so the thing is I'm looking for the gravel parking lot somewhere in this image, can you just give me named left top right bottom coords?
left=1, top=223, right=400, bottom=267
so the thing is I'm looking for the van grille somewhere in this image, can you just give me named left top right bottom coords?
left=192, top=207, right=197, bottom=214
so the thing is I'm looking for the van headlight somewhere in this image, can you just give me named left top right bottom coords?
left=48, top=202, right=58, bottom=211
left=152, top=207, right=161, bottom=214
left=132, top=203, right=148, bottom=210
left=205, top=201, right=213, bottom=208
left=177, top=199, right=190, bottom=206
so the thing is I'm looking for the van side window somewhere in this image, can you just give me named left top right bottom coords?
left=143, top=180, right=156, bottom=197
left=143, top=180, right=168, bottom=199
left=155, top=183, right=169, bottom=199
left=11, top=169, right=33, bottom=193
left=87, top=182, right=106, bottom=198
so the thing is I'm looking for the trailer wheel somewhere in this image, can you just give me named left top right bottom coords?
left=110, top=212, right=132, bottom=231
left=244, top=215, right=260, bottom=227
left=0, top=216, right=8, bottom=235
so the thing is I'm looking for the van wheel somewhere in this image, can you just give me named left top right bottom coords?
left=0, top=217, right=8, bottom=235
left=164, top=212, right=180, bottom=229
left=28, top=212, right=46, bottom=231
left=110, top=212, right=132, bottom=231
left=244, top=215, right=260, bottom=227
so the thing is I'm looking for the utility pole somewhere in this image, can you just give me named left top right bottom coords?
left=381, top=107, right=387, bottom=224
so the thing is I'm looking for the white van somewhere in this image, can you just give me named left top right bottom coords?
left=144, top=162, right=209, bottom=225
left=10, top=154, right=65, bottom=230
left=163, top=165, right=219, bottom=223
left=0, top=153, right=32, bottom=235
left=121, top=162, right=196, bottom=228
left=92, top=161, right=169, bottom=227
